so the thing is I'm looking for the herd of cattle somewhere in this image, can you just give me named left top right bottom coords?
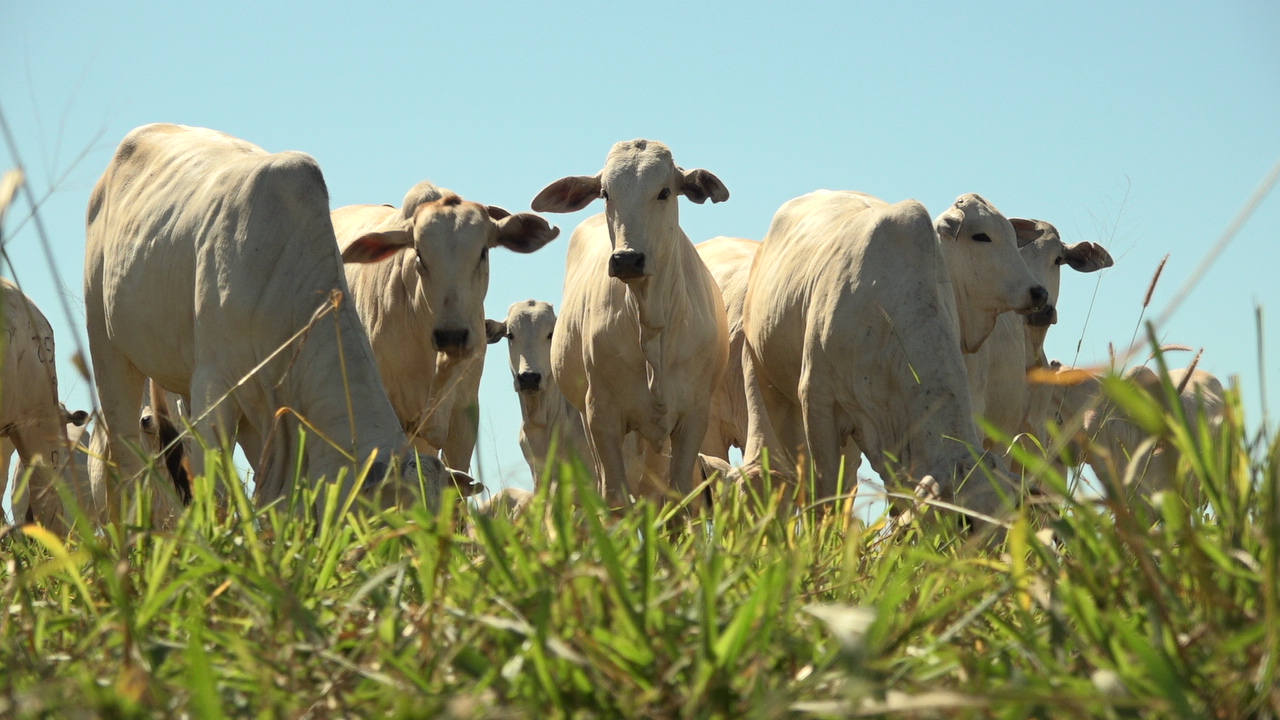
left=0, top=124, right=1227, bottom=533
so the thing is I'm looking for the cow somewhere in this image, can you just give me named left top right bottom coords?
left=485, top=300, right=593, bottom=481
left=84, top=123, right=468, bottom=523
left=740, top=191, right=1047, bottom=518
left=474, top=486, right=535, bottom=519
left=0, top=278, right=84, bottom=531
left=532, top=139, right=730, bottom=506
left=334, top=183, right=558, bottom=475
left=965, top=220, right=1113, bottom=452
left=1046, top=361, right=1225, bottom=495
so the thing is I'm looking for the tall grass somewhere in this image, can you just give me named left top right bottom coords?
left=0, top=358, right=1275, bottom=719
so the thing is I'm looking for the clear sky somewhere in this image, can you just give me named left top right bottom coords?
left=2, top=1, right=1278, bottom=502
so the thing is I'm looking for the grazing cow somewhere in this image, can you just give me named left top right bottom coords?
left=0, top=279, right=82, bottom=530
left=485, top=300, right=593, bottom=481
left=84, top=123, right=467, bottom=521
left=334, top=183, right=558, bottom=474
left=741, top=191, right=1047, bottom=516
left=965, top=219, right=1113, bottom=448
left=1047, top=362, right=1225, bottom=494
left=532, top=139, right=730, bottom=505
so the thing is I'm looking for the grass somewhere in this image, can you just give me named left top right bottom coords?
left=0, top=358, right=1275, bottom=720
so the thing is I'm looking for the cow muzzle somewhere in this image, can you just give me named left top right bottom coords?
left=516, top=371, right=543, bottom=392
left=432, top=327, right=471, bottom=356
left=1026, top=303, right=1057, bottom=327
left=608, top=250, right=646, bottom=281
left=1017, top=285, right=1049, bottom=315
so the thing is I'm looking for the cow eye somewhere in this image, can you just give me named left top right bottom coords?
left=601, top=189, right=609, bottom=200
left=546, top=330, right=553, bottom=340
left=657, top=188, right=671, bottom=200
left=480, top=247, right=488, bottom=263
left=972, top=233, right=992, bottom=243
left=1055, top=256, right=1067, bottom=265
left=416, top=254, right=429, bottom=274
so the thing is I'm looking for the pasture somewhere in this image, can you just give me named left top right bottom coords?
left=2, top=3, right=1279, bottom=717
left=0, top=369, right=1275, bottom=718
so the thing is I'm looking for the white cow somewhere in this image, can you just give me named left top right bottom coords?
left=1047, top=362, right=1225, bottom=494
left=532, top=139, right=730, bottom=505
left=0, top=279, right=84, bottom=530
left=485, top=300, right=593, bottom=481
left=84, top=124, right=464, bottom=521
left=965, top=219, right=1113, bottom=449
left=741, top=191, right=1047, bottom=516
left=334, top=183, right=558, bottom=475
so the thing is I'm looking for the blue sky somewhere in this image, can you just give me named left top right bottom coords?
left=2, top=1, right=1278, bottom=500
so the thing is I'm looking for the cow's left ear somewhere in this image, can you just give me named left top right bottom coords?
left=342, top=229, right=414, bottom=264
left=450, top=469, right=484, bottom=497
left=679, top=168, right=730, bottom=204
left=935, top=212, right=962, bottom=241
left=1010, top=218, right=1045, bottom=248
left=486, top=205, right=512, bottom=221
left=485, top=319, right=507, bottom=344
left=491, top=213, right=560, bottom=254
left=63, top=408, right=90, bottom=427
left=1062, top=241, right=1113, bottom=272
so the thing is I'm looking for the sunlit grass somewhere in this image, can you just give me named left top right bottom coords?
left=0, top=361, right=1274, bottom=719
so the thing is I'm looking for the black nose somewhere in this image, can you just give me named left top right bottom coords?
left=1028, top=285, right=1048, bottom=312
left=1026, top=304, right=1057, bottom=327
left=608, top=250, right=646, bottom=280
left=432, top=327, right=470, bottom=354
left=516, top=371, right=542, bottom=392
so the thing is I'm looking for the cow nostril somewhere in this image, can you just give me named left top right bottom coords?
left=516, top=371, right=542, bottom=391
left=608, top=250, right=646, bottom=279
left=432, top=328, right=470, bottom=352
left=1029, top=285, right=1048, bottom=311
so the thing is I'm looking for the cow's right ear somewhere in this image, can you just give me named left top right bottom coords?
left=531, top=175, right=602, bottom=213
left=341, top=230, right=414, bottom=264
left=1009, top=218, right=1045, bottom=248
left=64, top=409, right=90, bottom=427
left=485, top=319, right=507, bottom=344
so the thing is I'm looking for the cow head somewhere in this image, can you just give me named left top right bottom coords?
left=531, top=139, right=728, bottom=285
left=1009, top=218, right=1113, bottom=348
left=365, top=450, right=485, bottom=512
left=342, top=183, right=559, bottom=358
left=935, top=194, right=1048, bottom=353
left=486, top=299, right=557, bottom=395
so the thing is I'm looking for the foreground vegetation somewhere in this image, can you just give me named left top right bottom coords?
left=0, top=360, right=1277, bottom=720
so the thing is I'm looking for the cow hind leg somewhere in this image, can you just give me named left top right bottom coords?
left=89, top=340, right=149, bottom=526
left=186, top=373, right=246, bottom=503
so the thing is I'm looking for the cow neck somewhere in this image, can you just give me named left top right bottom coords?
left=620, top=225, right=697, bottom=422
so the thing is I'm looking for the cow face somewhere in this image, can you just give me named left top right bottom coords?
left=343, top=186, right=558, bottom=359
left=1009, top=218, right=1113, bottom=347
left=532, top=139, right=728, bottom=285
left=935, top=194, right=1048, bottom=353
left=487, top=299, right=557, bottom=395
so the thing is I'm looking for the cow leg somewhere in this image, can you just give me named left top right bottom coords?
left=800, top=384, right=844, bottom=510
left=88, top=338, right=148, bottom=527
left=582, top=392, right=629, bottom=508
left=187, top=373, right=244, bottom=502
left=442, top=399, right=478, bottom=473
left=0, top=437, right=13, bottom=524
left=669, top=404, right=712, bottom=506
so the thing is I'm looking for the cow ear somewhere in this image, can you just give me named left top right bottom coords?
left=1063, top=241, right=1113, bottom=272
left=486, top=205, right=512, bottom=221
left=485, top=319, right=507, bottom=344
left=491, top=213, right=560, bottom=254
left=341, top=230, right=413, bottom=264
left=679, top=168, right=729, bottom=204
left=64, top=409, right=90, bottom=427
left=935, top=212, right=962, bottom=241
left=532, top=175, right=602, bottom=213
left=450, top=469, right=484, bottom=497
left=1010, top=218, right=1045, bottom=248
